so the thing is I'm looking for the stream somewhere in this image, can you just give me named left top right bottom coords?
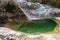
left=12, top=0, right=59, bottom=34
left=15, top=0, right=60, bottom=20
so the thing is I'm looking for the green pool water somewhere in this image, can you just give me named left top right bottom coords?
left=19, top=19, right=57, bottom=34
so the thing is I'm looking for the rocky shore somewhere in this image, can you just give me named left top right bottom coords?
left=0, top=26, right=60, bottom=40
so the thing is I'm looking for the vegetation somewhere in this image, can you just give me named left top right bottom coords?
left=42, top=0, right=60, bottom=8
left=6, top=20, right=26, bottom=31
left=26, top=0, right=42, bottom=3
left=27, top=0, right=60, bottom=8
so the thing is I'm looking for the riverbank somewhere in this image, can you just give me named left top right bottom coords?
left=0, top=24, right=60, bottom=40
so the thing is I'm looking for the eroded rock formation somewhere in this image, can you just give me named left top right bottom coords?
left=0, top=0, right=27, bottom=24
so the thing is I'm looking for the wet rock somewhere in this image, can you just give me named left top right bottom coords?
left=19, top=1, right=60, bottom=20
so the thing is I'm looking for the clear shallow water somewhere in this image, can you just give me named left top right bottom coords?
left=19, top=19, right=57, bottom=34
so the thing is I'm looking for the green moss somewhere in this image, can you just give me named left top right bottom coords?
left=27, top=0, right=42, bottom=3
left=19, top=19, right=57, bottom=34
left=26, top=0, right=60, bottom=8
left=42, top=0, right=60, bottom=8
left=6, top=20, right=27, bottom=31
left=6, top=22, right=21, bottom=30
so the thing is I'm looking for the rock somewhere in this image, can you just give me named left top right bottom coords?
left=0, top=27, right=60, bottom=40
left=0, top=0, right=27, bottom=24
left=19, top=1, right=60, bottom=20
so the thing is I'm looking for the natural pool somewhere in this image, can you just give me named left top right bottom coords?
left=19, top=19, right=57, bottom=34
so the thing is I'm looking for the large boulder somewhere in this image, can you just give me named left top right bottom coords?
left=0, top=0, right=27, bottom=24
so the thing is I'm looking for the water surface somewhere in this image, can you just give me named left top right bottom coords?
left=19, top=19, right=57, bottom=34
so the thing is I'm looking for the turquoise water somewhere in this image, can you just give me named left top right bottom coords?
left=19, top=19, right=57, bottom=34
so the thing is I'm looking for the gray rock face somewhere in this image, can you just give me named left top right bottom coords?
left=0, top=35, right=17, bottom=40
left=0, top=0, right=27, bottom=24
left=0, top=27, right=29, bottom=40
left=0, top=35, right=5, bottom=40
left=19, top=2, right=60, bottom=20
left=0, top=27, right=60, bottom=40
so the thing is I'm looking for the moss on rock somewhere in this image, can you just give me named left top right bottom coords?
left=41, top=0, right=60, bottom=8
